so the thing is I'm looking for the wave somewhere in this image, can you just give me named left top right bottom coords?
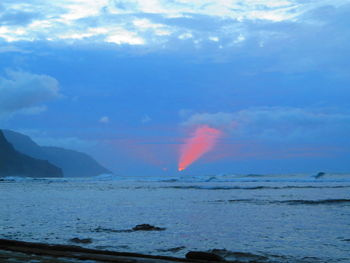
left=2, top=173, right=350, bottom=186
left=276, top=199, right=350, bottom=205
left=90, top=174, right=123, bottom=181
left=161, top=185, right=350, bottom=190
left=128, top=174, right=350, bottom=183
left=0, top=176, right=31, bottom=182
left=212, top=198, right=350, bottom=205
left=209, top=249, right=269, bottom=262
left=0, top=176, right=67, bottom=183
left=209, top=248, right=327, bottom=263
left=69, top=172, right=349, bottom=183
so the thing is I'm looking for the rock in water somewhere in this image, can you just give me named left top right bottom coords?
left=69, top=238, right=92, bottom=244
left=186, top=251, right=225, bottom=262
left=132, top=224, right=166, bottom=231
left=157, top=246, right=186, bottom=253
left=93, top=224, right=166, bottom=233
left=314, top=172, right=326, bottom=179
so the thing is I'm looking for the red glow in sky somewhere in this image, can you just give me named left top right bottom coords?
left=178, top=125, right=222, bottom=171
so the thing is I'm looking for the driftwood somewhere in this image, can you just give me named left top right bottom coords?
left=0, top=239, right=228, bottom=263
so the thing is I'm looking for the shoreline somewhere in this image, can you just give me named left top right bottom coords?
left=0, top=239, right=227, bottom=263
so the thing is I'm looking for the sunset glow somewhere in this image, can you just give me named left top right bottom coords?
left=178, top=125, right=222, bottom=171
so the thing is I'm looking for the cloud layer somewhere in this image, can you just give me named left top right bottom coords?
left=183, top=107, right=350, bottom=143
left=0, top=0, right=347, bottom=48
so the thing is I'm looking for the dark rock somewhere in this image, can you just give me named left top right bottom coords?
left=186, top=251, right=225, bottom=262
left=69, top=238, right=92, bottom=244
left=157, top=246, right=186, bottom=253
left=314, top=172, right=326, bottom=179
left=132, top=224, right=166, bottom=231
left=0, top=130, right=63, bottom=178
left=93, top=226, right=132, bottom=233
left=93, top=224, right=166, bottom=233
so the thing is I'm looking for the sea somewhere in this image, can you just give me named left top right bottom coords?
left=1, top=173, right=349, bottom=263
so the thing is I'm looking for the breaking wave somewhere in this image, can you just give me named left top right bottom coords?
left=209, top=248, right=328, bottom=263
left=212, top=198, right=350, bottom=205
left=161, top=185, right=350, bottom=190
left=124, top=173, right=350, bottom=183
left=0, top=176, right=67, bottom=183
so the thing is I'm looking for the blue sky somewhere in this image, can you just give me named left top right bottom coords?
left=1, top=0, right=350, bottom=176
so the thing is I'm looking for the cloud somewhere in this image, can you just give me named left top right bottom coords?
left=105, top=0, right=302, bottom=20
left=0, top=10, right=42, bottom=26
left=0, top=70, right=61, bottom=117
left=105, top=28, right=145, bottom=45
left=99, top=116, right=110, bottom=123
left=0, top=1, right=348, bottom=77
left=141, top=114, right=151, bottom=124
left=0, top=0, right=346, bottom=47
left=183, top=112, right=236, bottom=128
left=182, top=107, right=350, bottom=143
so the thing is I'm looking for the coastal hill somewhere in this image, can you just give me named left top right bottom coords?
left=0, top=130, right=63, bottom=178
left=3, top=130, right=111, bottom=177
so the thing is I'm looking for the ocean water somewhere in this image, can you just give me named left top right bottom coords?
left=1, top=173, right=350, bottom=263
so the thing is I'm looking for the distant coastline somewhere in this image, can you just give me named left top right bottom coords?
left=0, top=129, right=111, bottom=178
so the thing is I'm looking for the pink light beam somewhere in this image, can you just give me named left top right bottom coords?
left=178, top=125, right=222, bottom=171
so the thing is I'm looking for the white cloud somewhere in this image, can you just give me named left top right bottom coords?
left=0, top=0, right=341, bottom=46
left=233, top=34, right=245, bottom=44
left=178, top=32, right=193, bottom=40
left=133, top=18, right=172, bottom=36
left=141, top=114, right=151, bottom=123
left=0, top=70, right=61, bottom=117
left=209, top=36, right=219, bottom=42
left=0, top=0, right=349, bottom=74
left=105, top=28, right=145, bottom=45
left=58, top=0, right=109, bottom=22
left=99, top=116, right=110, bottom=123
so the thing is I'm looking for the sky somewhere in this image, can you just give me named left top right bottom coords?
left=0, top=0, right=350, bottom=176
